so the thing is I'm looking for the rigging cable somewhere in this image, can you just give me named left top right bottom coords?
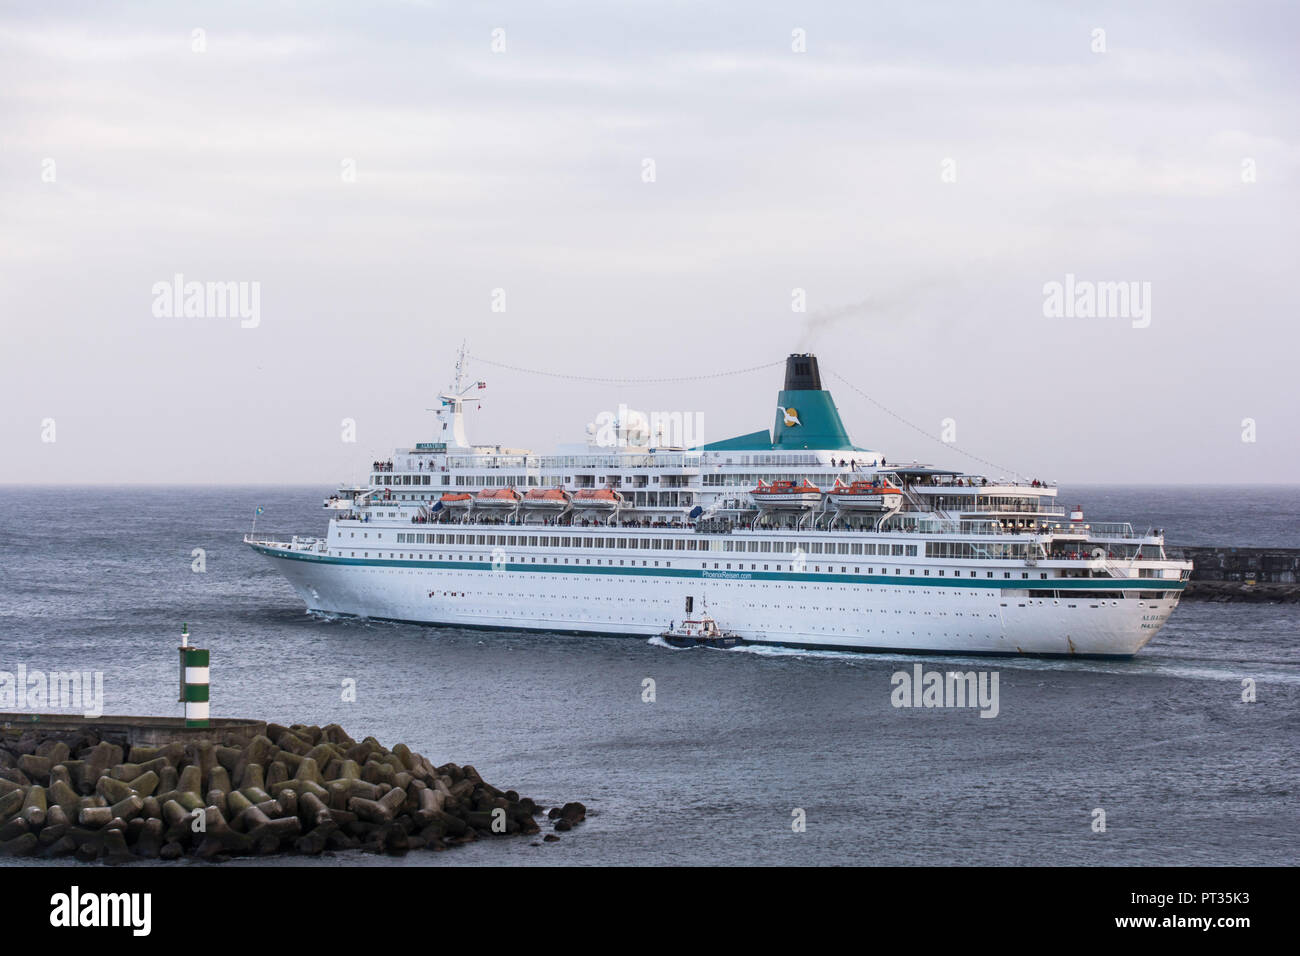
left=827, top=370, right=1027, bottom=480
left=466, top=353, right=1028, bottom=479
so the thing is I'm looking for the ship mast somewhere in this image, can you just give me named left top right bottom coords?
left=433, top=341, right=486, bottom=449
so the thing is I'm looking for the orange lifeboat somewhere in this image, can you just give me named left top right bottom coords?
left=748, top=479, right=822, bottom=510
left=522, top=487, right=572, bottom=512
left=827, top=478, right=903, bottom=511
left=438, top=492, right=473, bottom=511
left=572, top=488, right=623, bottom=512
left=474, top=487, right=521, bottom=510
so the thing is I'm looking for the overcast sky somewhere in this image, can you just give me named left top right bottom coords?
left=2, top=0, right=1296, bottom=485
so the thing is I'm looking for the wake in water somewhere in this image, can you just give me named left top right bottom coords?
left=645, top=634, right=1300, bottom=684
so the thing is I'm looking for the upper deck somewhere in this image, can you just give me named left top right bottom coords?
left=326, top=353, right=1176, bottom=567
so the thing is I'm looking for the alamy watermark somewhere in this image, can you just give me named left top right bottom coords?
left=151, top=273, right=260, bottom=328
left=1042, top=274, right=1151, bottom=328
left=591, top=403, right=704, bottom=449
left=890, top=664, right=999, bottom=718
left=0, top=663, right=104, bottom=718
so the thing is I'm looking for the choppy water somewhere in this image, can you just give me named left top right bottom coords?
left=1, top=485, right=1296, bottom=866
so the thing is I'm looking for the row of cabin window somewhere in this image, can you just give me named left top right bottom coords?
left=385, top=531, right=926, bottom=557
left=340, top=549, right=1053, bottom=580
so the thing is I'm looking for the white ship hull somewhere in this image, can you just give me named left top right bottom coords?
left=250, top=542, right=1183, bottom=658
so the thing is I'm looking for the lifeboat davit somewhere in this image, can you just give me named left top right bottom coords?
left=572, top=488, right=623, bottom=512
left=748, top=479, right=822, bottom=510
left=827, top=478, right=903, bottom=511
left=474, top=487, right=521, bottom=509
left=522, top=487, right=572, bottom=512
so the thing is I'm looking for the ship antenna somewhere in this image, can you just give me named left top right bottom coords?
left=452, top=339, right=467, bottom=394
left=429, top=341, right=486, bottom=448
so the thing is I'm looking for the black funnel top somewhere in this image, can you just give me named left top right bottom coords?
left=784, top=353, right=822, bottom=391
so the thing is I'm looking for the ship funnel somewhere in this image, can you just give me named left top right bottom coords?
left=772, top=354, right=853, bottom=450
left=784, top=353, right=822, bottom=391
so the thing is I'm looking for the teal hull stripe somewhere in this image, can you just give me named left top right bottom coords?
left=249, top=543, right=1186, bottom=593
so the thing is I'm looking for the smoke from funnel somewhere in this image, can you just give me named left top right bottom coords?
left=797, top=277, right=953, bottom=349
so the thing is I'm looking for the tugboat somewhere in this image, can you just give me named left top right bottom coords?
left=659, top=612, right=742, bottom=649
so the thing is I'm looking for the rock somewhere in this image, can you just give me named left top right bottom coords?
left=20, top=785, right=47, bottom=827
left=174, top=791, right=205, bottom=813
left=157, top=765, right=179, bottom=795
left=46, top=805, right=71, bottom=830
left=303, top=743, right=336, bottom=769
left=95, top=776, right=135, bottom=804
left=241, top=763, right=265, bottom=792
left=330, top=758, right=362, bottom=781
left=177, top=765, right=203, bottom=796
left=1, top=832, right=40, bottom=857
left=326, top=830, right=360, bottom=851
left=126, top=745, right=159, bottom=764
left=48, top=779, right=80, bottom=816
left=48, top=764, right=72, bottom=789
left=349, top=796, right=394, bottom=825
left=543, top=834, right=560, bottom=842
left=83, top=742, right=122, bottom=789
left=16, top=755, right=51, bottom=786
left=225, top=790, right=254, bottom=820
left=295, top=827, right=330, bottom=855
left=109, top=794, right=144, bottom=823
left=205, top=789, right=228, bottom=816
left=298, top=791, right=333, bottom=828
left=185, top=742, right=218, bottom=788
left=136, top=818, right=164, bottom=859
left=320, top=724, right=355, bottom=746
left=102, top=828, right=134, bottom=864
left=391, top=743, right=414, bottom=771
left=202, top=768, right=229, bottom=799
left=35, top=740, right=70, bottom=763
left=126, top=770, right=160, bottom=798
left=276, top=731, right=311, bottom=757
left=0, top=722, right=580, bottom=863
left=293, top=757, right=323, bottom=786
left=270, top=754, right=295, bottom=782
left=47, top=834, right=78, bottom=857
left=0, top=789, right=24, bottom=821
left=214, top=746, right=242, bottom=773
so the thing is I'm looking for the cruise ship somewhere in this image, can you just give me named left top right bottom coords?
left=246, top=353, right=1191, bottom=657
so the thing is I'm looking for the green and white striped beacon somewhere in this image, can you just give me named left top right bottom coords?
left=178, top=623, right=210, bottom=728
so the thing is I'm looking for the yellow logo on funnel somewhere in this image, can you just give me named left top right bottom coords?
left=780, top=406, right=801, bottom=427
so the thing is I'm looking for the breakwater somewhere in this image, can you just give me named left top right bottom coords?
left=1176, top=546, right=1300, bottom=602
left=0, top=714, right=585, bottom=862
